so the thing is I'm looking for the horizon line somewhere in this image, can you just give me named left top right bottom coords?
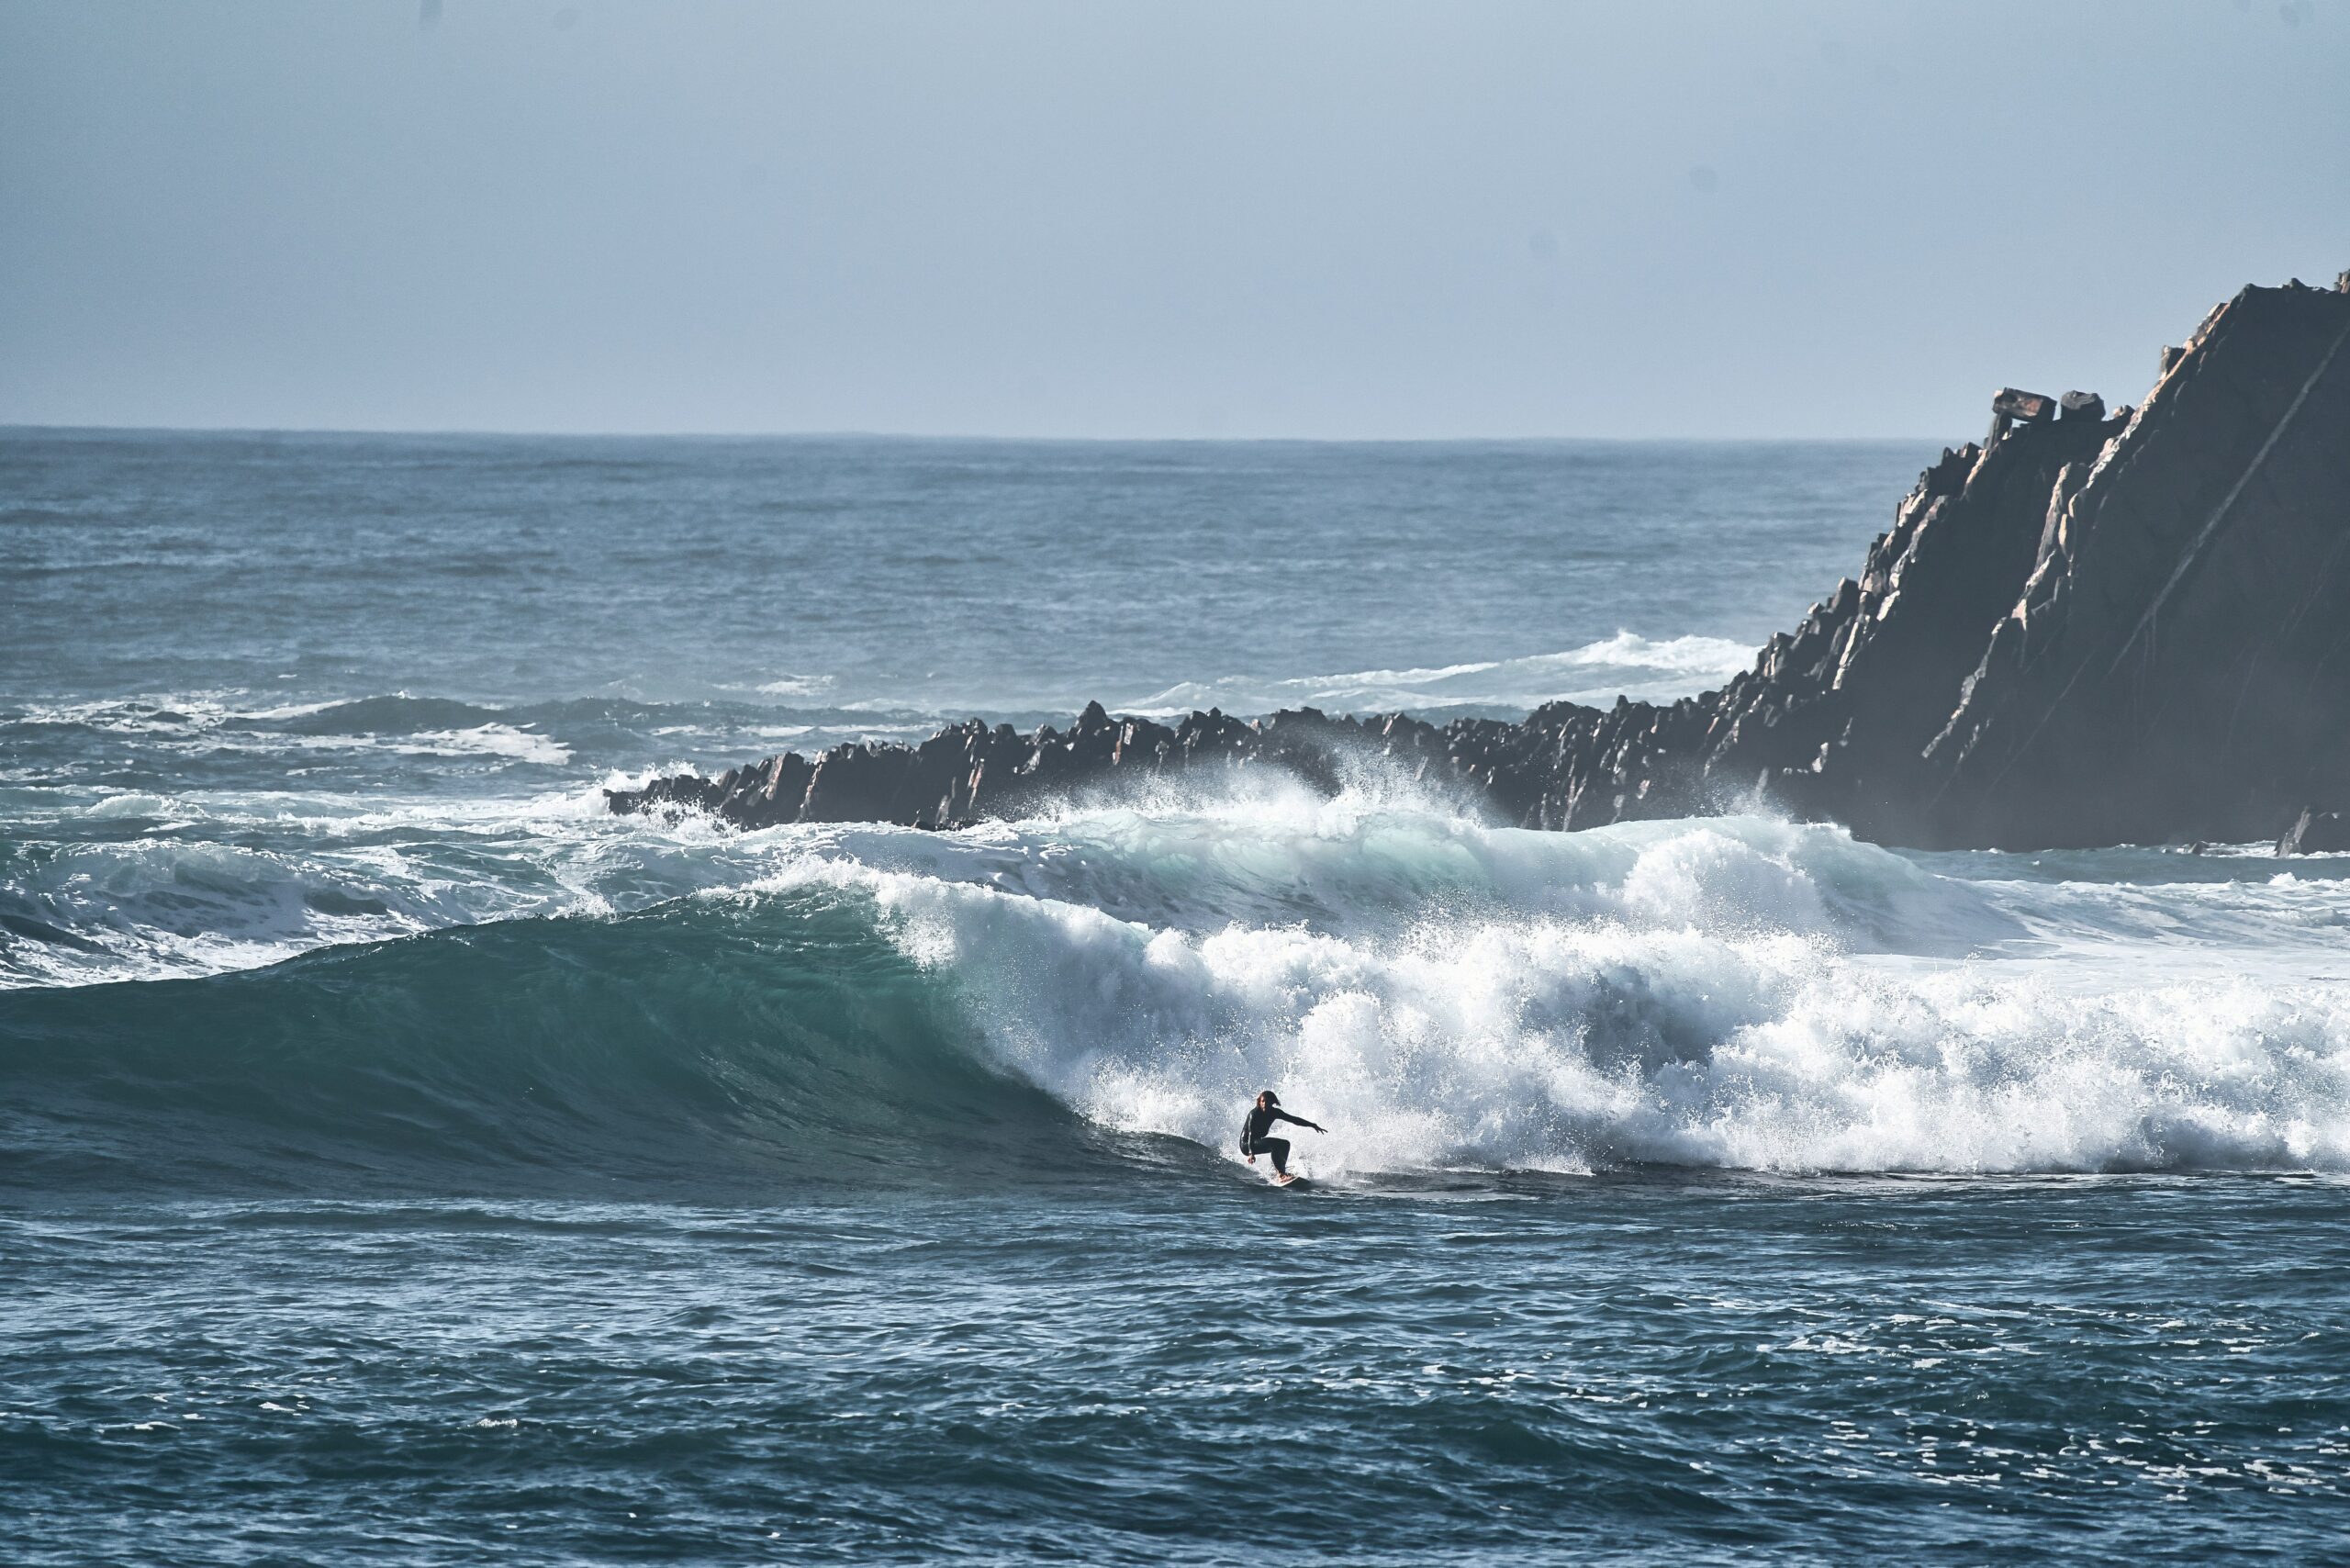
left=0, top=420, right=1950, bottom=446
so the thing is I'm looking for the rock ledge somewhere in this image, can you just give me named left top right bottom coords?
left=612, top=276, right=2350, bottom=851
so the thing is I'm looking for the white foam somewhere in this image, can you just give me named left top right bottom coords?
left=404, top=725, right=572, bottom=767
left=774, top=790, right=2006, bottom=957
left=16, top=694, right=239, bottom=735
left=856, top=879, right=2350, bottom=1176
left=17, top=753, right=2350, bottom=1178
left=81, top=791, right=177, bottom=820
left=12, top=691, right=576, bottom=760
left=1124, top=631, right=1754, bottom=716
left=751, top=674, right=835, bottom=699
left=725, top=798, right=2350, bottom=1178
left=0, top=785, right=682, bottom=989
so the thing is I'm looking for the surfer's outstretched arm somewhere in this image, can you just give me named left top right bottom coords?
left=1274, top=1110, right=1325, bottom=1133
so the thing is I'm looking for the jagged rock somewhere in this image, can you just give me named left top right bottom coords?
left=610, top=276, right=2350, bottom=852
left=1919, top=280, right=2350, bottom=847
left=1986, top=386, right=2057, bottom=448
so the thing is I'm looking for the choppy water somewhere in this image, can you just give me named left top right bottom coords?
left=6, top=430, right=2348, bottom=1563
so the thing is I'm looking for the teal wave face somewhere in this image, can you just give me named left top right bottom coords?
left=15, top=805, right=2350, bottom=1188
left=0, top=891, right=1086, bottom=1196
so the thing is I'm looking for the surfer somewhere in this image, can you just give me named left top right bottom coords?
left=1239, top=1090, right=1325, bottom=1183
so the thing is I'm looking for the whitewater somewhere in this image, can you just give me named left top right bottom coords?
left=16, top=768, right=2350, bottom=1182
left=6, top=431, right=2347, bottom=1565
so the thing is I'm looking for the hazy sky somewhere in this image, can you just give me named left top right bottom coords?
left=3, top=1, right=2345, bottom=438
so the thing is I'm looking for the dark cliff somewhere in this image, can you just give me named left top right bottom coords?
left=1915, top=281, right=2350, bottom=848
left=610, top=276, right=2350, bottom=850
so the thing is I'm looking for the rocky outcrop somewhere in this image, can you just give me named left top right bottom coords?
left=1914, top=279, right=2350, bottom=848
left=610, top=276, right=2350, bottom=850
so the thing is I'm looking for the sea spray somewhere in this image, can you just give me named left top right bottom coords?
left=800, top=794, right=2350, bottom=1176
left=862, top=864, right=2350, bottom=1177
left=10, top=783, right=2350, bottom=1184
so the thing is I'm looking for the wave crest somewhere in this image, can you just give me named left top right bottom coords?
left=865, top=868, right=2350, bottom=1176
left=8, top=799, right=2350, bottom=1188
left=767, top=810, right=2350, bottom=1177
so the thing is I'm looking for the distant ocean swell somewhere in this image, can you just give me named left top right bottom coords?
left=7, top=801, right=2348, bottom=1191
left=0, top=629, right=1755, bottom=769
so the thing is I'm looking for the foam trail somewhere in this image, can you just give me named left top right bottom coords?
left=1125, top=631, right=1754, bottom=716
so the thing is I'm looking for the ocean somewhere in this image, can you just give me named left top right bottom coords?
left=4, top=430, right=2346, bottom=1564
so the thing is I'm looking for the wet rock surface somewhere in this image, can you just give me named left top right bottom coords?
left=610, top=278, right=2350, bottom=851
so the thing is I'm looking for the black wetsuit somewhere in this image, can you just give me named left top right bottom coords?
left=1239, top=1104, right=1320, bottom=1175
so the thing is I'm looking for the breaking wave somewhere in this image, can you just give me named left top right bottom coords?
left=6, top=793, right=2350, bottom=1192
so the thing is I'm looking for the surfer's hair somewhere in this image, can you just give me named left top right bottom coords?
left=1259, top=1090, right=1280, bottom=1104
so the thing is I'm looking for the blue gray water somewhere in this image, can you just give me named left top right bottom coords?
left=5, top=431, right=2347, bottom=1564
